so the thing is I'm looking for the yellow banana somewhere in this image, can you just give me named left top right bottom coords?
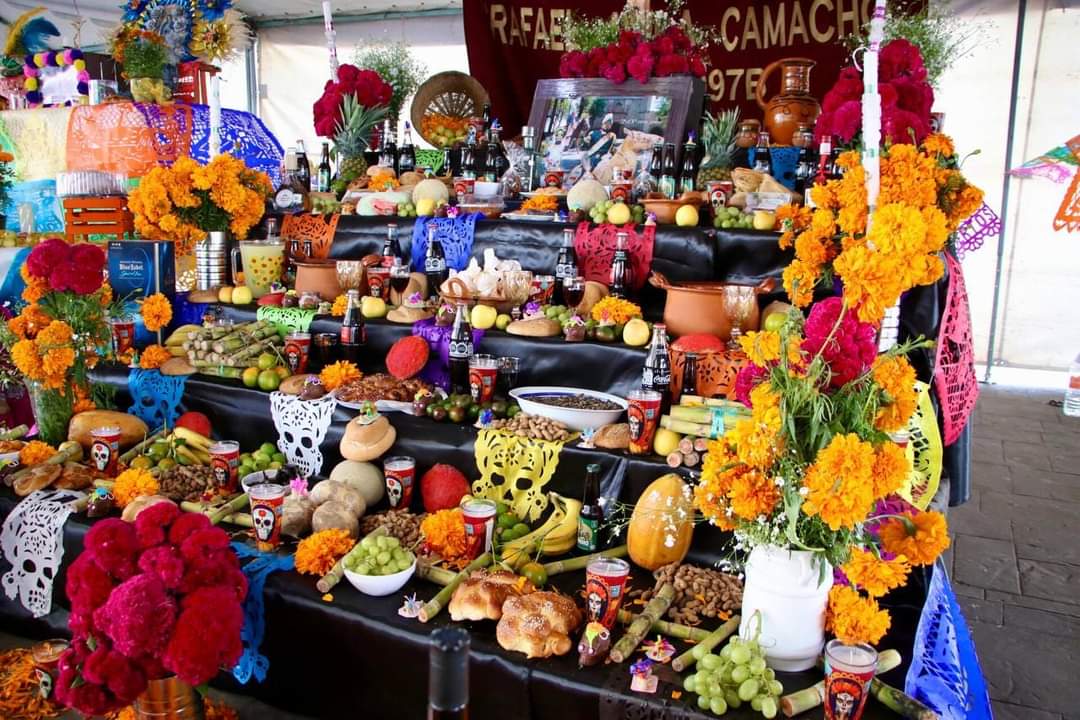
left=172, top=426, right=212, bottom=452
left=165, top=325, right=202, bottom=347
left=540, top=496, right=582, bottom=554
left=500, top=493, right=583, bottom=568
left=174, top=444, right=205, bottom=466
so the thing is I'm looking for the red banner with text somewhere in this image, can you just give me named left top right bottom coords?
left=463, top=0, right=880, bottom=135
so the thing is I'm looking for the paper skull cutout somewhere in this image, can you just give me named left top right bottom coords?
left=90, top=441, right=111, bottom=471
left=1, top=490, right=82, bottom=618
left=269, top=392, right=337, bottom=478
left=252, top=505, right=276, bottom=542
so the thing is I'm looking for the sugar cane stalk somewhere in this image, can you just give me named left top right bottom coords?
left=671, top=614, right=741, bottom=672
left=780, top=649, right=902, bottom=717
left=542, top=545, right=628, bottom=575
left=317, top=526, right=388, bottom=594
left=870, top=676, right=938, bottom=719
left=615, top=609, right=713, bottom=643
left=419, top=552, right=492, bottom=622
left=0, top=424, right=29, bottom=440
left=208, top=493, right=250, bottom=525
left=196, top=366, right=247, bottom=380
left=609, top=583, right=675, bottom=663
left=213, top=323, right=277, bottom=353
left=415, top=560, right=459, bottom=586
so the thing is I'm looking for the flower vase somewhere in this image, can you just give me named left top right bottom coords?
left=739, top=544, right=832, bottom=671
left=133, top=677, right=205, bottom=720
left=24, top=379, right=73, bottom=447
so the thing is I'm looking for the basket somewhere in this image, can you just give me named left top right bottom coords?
left=670, top=347, right=748, bottom=400
left=411, top=71, right=490, bottom=149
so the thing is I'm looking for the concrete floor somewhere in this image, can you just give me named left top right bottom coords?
left=945, top=385, right=1080, bottom=720
left=2, top=384, right=1078, bottom=719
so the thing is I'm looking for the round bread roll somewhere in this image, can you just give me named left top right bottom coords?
left=312, top=500, right=360, bottom=538
left=340, top=415, right=396, bottom=462
left=310, top=480, right=367, bottom=518
left=121, top=495, right=176, bottom=523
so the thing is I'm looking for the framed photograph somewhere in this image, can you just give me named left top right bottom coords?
left=527, top=76, right=705, bottom=189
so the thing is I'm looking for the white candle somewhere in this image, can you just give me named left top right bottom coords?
left=322, top=1, right=339, bottom=79
left=209, top=74, right=221, bottom=158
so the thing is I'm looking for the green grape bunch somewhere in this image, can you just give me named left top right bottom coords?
left=683, top=613, right=783, bottom=717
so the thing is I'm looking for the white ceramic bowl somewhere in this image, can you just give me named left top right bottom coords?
left=473, top=181, right=501, bottom=198
left=509, top=386, right=628, bottom=431
left=343, top=559, right=417, bottom=597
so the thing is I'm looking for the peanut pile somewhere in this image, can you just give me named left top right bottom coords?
left=360, top=508, right=423, bottom=547
left=633, top=562, right=743, bottom=626
left=489, top=413, right=571, bottom=442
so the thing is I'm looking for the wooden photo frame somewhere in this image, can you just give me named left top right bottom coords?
left=527, top=76, right=705, bottom=189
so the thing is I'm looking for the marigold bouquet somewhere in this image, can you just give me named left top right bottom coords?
left=0, top=239, right=111, bottom=443
left=128, top=154, right=272, bottom=256
left=55, top=504, right=246, bottom=716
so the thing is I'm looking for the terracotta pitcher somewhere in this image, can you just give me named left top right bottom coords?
left=755, top=58, right=821, bottom=146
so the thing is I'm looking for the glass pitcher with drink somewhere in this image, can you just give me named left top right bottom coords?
left=231, top=239, right=285, bottom=298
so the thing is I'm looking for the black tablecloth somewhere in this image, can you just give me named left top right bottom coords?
left=0, top=487, right=920, bottom=720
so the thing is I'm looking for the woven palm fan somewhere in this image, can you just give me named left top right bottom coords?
left=898, top=381, right=943, bottom=510
left=411, top=71, right=490, bottom=148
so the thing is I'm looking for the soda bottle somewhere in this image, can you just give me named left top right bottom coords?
left=609, top=231, right=632, bottom=298
left=554, top=228, right=578, bottom=305
left=679, top=352, right=698, bottom=402
left=1065, top=352, right=1080, bottom=417
left=398, top=121, right=417, bottom=175
left=448, top=303, right=473, bottom=395
left=577, top=463, right=603, bottom=553
left=753, top=131, right=772, bottom=176
left=379, top=119, right=398, bottom=174
left=381, top=223, right=402, bottom=268
left=339, top=289, right=365, bottom=365
left=461, top=127, right=478, bottom=181
left=424, top=224, right=448, bottom=298
left=642, top=323, right=672, bottom=415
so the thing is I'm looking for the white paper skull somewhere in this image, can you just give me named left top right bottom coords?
left=1, top=490, right=82, bottom=618
left=90, top=441, right=110, bottom=472
left=269, top=392, right=337, bottom=478
left=386, top=476, right=403, bottom=508
left=252, top=505, right=275, bottom=542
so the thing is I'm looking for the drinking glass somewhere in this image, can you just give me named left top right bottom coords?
left=562, top=276, right=585, bottom=309
left=823, top=639, right=878, bottom=720
left=389, top=259, right=412, bottom=302
left=497, top=356, right=521, bottom=397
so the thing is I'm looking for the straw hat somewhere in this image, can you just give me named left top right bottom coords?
left=340, top=413, right=397, bottom=462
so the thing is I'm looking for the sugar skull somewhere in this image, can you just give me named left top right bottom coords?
left=251, top=504, right=276, bottom=542
left=90, top=441, right=111, bottom=472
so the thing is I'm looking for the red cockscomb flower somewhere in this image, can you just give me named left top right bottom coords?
left=168, top=511, right=212, bottom=545
left=135, top=501, right=180, bottom=548
left=66, top=553, right=115, bottom=615
left=802, top=296, right=877, bottom=388
left=93, top=573, right=177, bottom=658
left=85, top=518, right=139, bottom=580
left=138, top=545, right=186, bottom=590
left=163, top=586, right=245, bottom=685
left=26, top=238, right=69, bottom=280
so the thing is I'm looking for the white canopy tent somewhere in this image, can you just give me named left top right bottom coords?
left=0, top=0, right=1078, bottom=385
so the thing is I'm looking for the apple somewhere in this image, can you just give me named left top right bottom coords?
left=231, top=286, right=254, bottom=305
left=217, top=285, right=234, bottom=303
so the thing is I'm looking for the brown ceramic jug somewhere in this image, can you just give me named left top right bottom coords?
left=755, top=58, right=821, bottom=146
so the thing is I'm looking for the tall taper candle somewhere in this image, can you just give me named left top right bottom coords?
left=322, top=1, right=340, bottom=80
left=209, top=74, right=221, bottom=157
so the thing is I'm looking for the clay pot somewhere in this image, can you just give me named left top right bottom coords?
left=649, top=272, right=777, bottom=340
left=640, top=192, right=708, bottom=225
left=295, top=260, right=342, bottom=301
left=756, top=58, right=821, bottom=146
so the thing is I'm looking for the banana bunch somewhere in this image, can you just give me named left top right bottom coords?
left=166, top=426, right=213, bottom=466
left=164, top=325, right=203, bottom=356
left=500, top=492, right=582, bottom=570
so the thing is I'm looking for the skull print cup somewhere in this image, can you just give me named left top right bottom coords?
left=585, top=557, right=631, bottom=629
left=248, top=483, right=287, bottom=551
left=233, top=239, right=284, bottom=298
left=824, top=639, right=878, bottom=720
left=89, top=426, right=121, bottom=477
left=383, top=456, right=416, bottom=509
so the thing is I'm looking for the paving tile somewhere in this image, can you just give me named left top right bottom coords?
left=953, top=534, right=1020, bottom=593
left=971, top=620, right=1080, bottom=714
left=977, top=424, right=1045, bottom=444
left=987, top=590, right=1080, bottom=618
left=1003, top=440, right=1054, bottom=471
left=1041, top=430, right=1080, bottom=450
left=957, top=595, right=1003, bottom=625
left=993, top=701, right=1062, bottom=720
left=1050, top=451, right=1080, bottom=475
left=974, top=436, right=1006, bottom=464
left=970, top=461, right=1013, bottom=495
left=948, top=495, right=1014, bottom=540
left=1003, top=603, right=1080, bottom=638
left=1011, top=470, right=1080, bottom=503
left=953, top=581, right=986, bottom=599
left=1019, top=559, right=1080, bottom=606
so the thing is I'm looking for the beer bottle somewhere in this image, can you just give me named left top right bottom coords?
left=642, top=323, right=672, bottom=415
left=679, top=134, right=698, bottom=194
left=680, top=352, right=698, bottom=402
left=648, top=143, right=664, bottom=185
left=554, top=228, right=578, bottom=305
left=577, top=463, right=603, bottom=553
left=609, top=231, right=631, bottom=298
left=317, top=141, right=332, bottom=193
left=486, top=124, right=509, bottom=183
left=379, top=119, right=398, bottom=174
left=339, top=289, right=365, bottom=365
left=659, top=143, right=677, bottom=199
left=398, top=121, right=417, bottom=175
left=424, top=224, right=448, bottom=298
left=295, top=139, right=311, bottom=191
left=461, top=127, right=477, bottom=181
left=448, top=302, right=473, bottom=396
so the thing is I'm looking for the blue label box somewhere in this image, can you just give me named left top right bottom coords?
left=107, top=239, right=176, bottom=300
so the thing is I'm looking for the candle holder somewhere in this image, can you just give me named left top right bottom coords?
left=823, top=639, right=878, bottom=720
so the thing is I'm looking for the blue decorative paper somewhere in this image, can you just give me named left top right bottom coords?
left=231, top=542, right=295, bottom=685
left=4, top=179, right=63, bottom=232
left=905, top=559, right=992, bottom=720
left=410, top=214, right=480, bottom=273
left=412, top=318, right=484, bottom=391
left=127, top=368, right=187, bottom=431
left=174, top=292, right=209, bottom=326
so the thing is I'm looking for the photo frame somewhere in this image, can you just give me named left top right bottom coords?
left=24, top=48, right=91, bottom=108
left=527, top=76, right=705, bottom=189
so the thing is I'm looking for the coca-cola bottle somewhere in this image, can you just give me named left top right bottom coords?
left=554, top=228, right=578, bottom=306
left=339, top=289, right=365, bottom=365
left=642, top=323, right=672, bottom=415
left=679, top=352, right=698, bottom=403
left=381, top=223, right=402, bottom=268
left=609, top=231, right=632, bottom=298
left=448, top=302, right=473, bottom=395
left=424, top=224, right=448, bottom=299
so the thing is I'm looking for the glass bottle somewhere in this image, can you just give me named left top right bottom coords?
left=680, top=352, right=698, bottom=402
left=610, top=231, right=631, bottom=298
left=752, top=131, right=772, bottom=176
left=317, top=141, right=332, bottom=193
left=424, top=224, right=448, bottom=299
left=648, top=143, right=664, bottom=186
left=381, top=223, right=401, bottom=268
left=448, top=303, right=473, bottom=396
left=339, top=289, right=365, bottom=365
left=659, top=143, right=677, bottom=199
left=521, top=125, right=540, bottom=193
left=554, top=228, right=578, bottom=306
left=577, top=463, right=603, bottom=553
left=398, top=121, right=417, bottom=175
left=379, top=119, right=398, bottom=174
left=427, top=628, right=469, bottom=720
left=295, top=139, right=311, bottom=191
left=642, top=323, right=672, bottom=416
left=461, top=127, right=477, bottom=181
left=679, top=134, right=698, bottom=194
left=487, top=124, right=509, bottom=183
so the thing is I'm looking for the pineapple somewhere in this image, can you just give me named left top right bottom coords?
left=333, top=93, right=387, bottom=182
left=696, top=108, right=740, bottom=185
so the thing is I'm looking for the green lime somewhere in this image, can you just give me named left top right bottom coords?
left=260, top=442, right=276, bottom=456
left=511, top=522, right=530, bottom=537
left=252, top=451, right=270, bottom=464
left=256, top=352, right=277, bottom=371
left=495, top=501, right=510, bottom=515
left=497, top=513, right=518, bottom=530
left=501, top=527, right=521, bottom=542
left=130, top=456, right=153, bottom=470
left=157, top=457, right=177, bottom=471
left=272, top=452, right=286, bottom=465
left=520, top=561, right=548, bottom=588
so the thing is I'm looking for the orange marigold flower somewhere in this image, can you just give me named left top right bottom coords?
left=878, top=510, right=950, bottom=566
left=295, top=528, right=356, bottom=576
left=420, top=508, right=471, bottom=565
left=99, top=282, right=114, bottom=307
left=139, top=344, right=173, bottom=370
left=728, top=468, right=781, bottom=520
left=738, top=330, right=782, bottom=367
left=842, top=549, right=911, bottom=597
left=834, top=245, right=905, bottom=324
left=802, top=433, right=876, bottom=530
left=19, top=440, right=56, bottom=466
left=35, top=320, right=73, bottom=348
left=21, top=274, right=49, bottom=304
left=331, top=294, right=348, bottom=317
left=872, top=441, right=912, bottom=499
left=141, top=293, right=173, bottom=332
left=111, top=468, right=159, bottom=508
left=590, top=297, right=643, bottom=325
left=872, top=356, right=918, bottom=432
left=922, top=133, right=955, bottom=157
left=319, top=360, right=362, bottom=391
left=782, top=259, right=818, bottom=308
left=794, top=231, right=833, bottom=270
left=728, top=415, right=781, bottom=470
left=73, top=397, right=96, bottom=413
left=826, top=585, right=891, bottom=645
left=11, top=339, right=43, bottom=379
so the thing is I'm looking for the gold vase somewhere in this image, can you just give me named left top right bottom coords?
left=133, top=677, right=205, bottom=720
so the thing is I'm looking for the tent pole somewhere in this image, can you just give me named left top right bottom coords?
left=983, top=0, right=1028, bottom=382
